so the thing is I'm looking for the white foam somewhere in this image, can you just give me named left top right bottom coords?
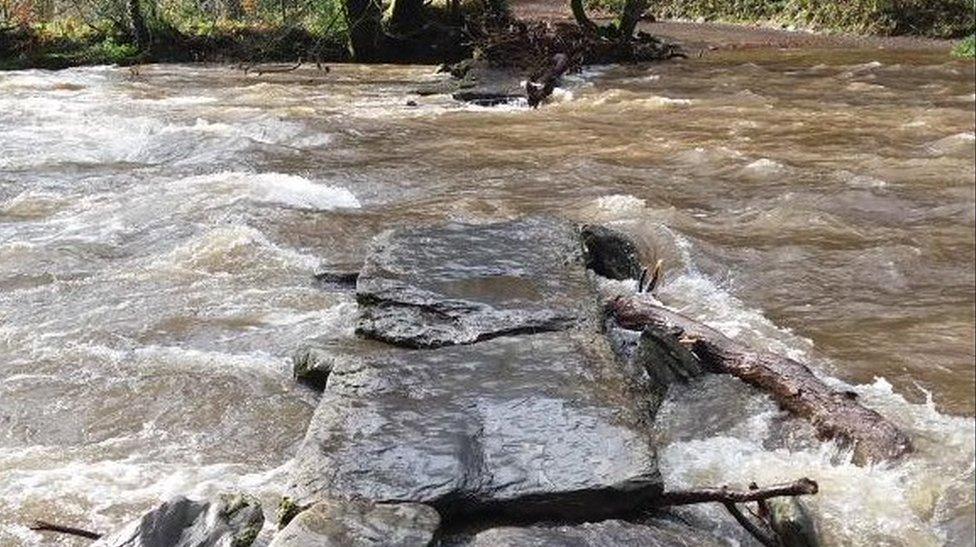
left=176, top=171, right=360, bottom=210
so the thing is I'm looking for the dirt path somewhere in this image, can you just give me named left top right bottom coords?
left=509, top=0, right=955, bottom=52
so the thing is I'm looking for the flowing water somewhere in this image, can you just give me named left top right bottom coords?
left=0, top=48, right=973, bottom=545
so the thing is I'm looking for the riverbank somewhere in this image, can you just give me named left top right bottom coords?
left=3, top=0, right=972, bottom=70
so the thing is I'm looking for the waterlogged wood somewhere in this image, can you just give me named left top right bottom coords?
left=655, top=478, right=818, bottom=507
left=29, top=520, right=102, bottom=540
left=609, top=296, right=914, bottom=465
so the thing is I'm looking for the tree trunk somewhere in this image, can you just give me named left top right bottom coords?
left=382, top=0, right=425, bottom=37
left=608, top=296, right=914, bottom=465
left=344, top=0, right=384, bottom=61
left=570, top=0, right=598, bottom=33
left=616, top=0, right=647, bottom=38
left=127, top=0, right=150, bottom=50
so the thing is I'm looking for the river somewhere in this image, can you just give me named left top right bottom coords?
left=0, top=47, right=973, bottom=545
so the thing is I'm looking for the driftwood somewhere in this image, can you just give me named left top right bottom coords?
left=655, top=478, right=817, bottom=507
left=655, top=479, right=819, bottom=547
left=526, top=53, right=570, bottom=107
left=29, top=520, right=101, bottom=540
left=608, top=296, right=913, bottom=465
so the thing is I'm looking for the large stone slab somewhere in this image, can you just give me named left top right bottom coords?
left=355, top=218, right=597, bottom=348
left=467, top=518, right=725, bottom=547
left=269, top=498, right=440, bottom=547
left=288, top=331, right=661, bottom=520
left=93, top=494, right=263, bottom=547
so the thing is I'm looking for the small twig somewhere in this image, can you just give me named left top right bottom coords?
left=29, top=520, right=102, bottom=540
left=645, top=258, right=663, bottom=293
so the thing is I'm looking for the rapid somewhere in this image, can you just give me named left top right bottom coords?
left=0, top=46, right=973, bottom=545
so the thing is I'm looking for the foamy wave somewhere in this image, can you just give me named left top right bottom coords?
left=741, top=158, right=789, bottom=180
left=158, top=224, right=320, bottom=274
left=926, top=132, right=976, bottom=157
left=181, top=172, right=360, bottom=210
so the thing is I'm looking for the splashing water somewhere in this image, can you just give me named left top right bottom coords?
left=0, top=49, right=972, bottom=546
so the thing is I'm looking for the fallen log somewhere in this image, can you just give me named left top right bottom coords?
left=608, top=296, right=913, bottom=465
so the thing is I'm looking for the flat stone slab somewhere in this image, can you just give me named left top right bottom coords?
left=356, top=218, right=597, bottom=348
left=468, top=518, right=725, bottom=547
left=269, top=498, right=439, bottom=547
left=288, top=331, right=661, bottom=520
left=94, top=494, right=263, bottom=547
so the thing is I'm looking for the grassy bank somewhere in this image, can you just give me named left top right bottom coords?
left=0, top=22, right=347, bottom=69
left=621, top=0, right=975, bottom=38
left=0, top=0, right=350, bottom=69
left=953, top=33, right=975, bottom=56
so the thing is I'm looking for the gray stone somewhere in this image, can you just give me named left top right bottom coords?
left=269, top=498, right=440, bottom=547
left=288, top=331, right=661, bottom=520
left=768, top=497, right=820, bottom=547
left=355, top=217, right=597, bottom=348
left=293, top=335, right=390, bottom=389
left=468, top=518, right=725, bottom=547
left=580, top=224, right=644, bottom=281
left=93, top=494, right=263, bottom=547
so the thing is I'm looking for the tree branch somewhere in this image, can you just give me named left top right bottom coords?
left=654, top=478, right=818, bottom=507
left=29, top=520, right=102, bottom=540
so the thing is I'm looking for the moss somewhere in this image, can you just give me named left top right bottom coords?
left=276, top=496, right=304, bottom=529
left=232, top=526, right=261, bottom=547
left=952, top=34, right=976, bottom=58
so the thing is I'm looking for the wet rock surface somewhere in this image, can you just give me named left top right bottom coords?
left=292, top=335, right=390, bottom=389
left=93, top=494, right=263, bottom=547
left=466, top=517, right=725, bottom=547
left=355, top=217, right=598, bottom=348
left=288, top=331, right=661, bottom=519
left=580, top=224, right=644, bottom=281
left=416, top=60, right=525, bottom=105
left=269, top=498, right=440, bottom=547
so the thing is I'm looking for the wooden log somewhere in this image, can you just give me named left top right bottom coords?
left=608, top=296, right=913, bottom=465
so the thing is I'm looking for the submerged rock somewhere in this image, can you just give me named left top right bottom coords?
left=93, top=494, right=263, bottom=547
left=269, top=497, right=439, bottom=547
left=355, top=217, right=597, bottom=348
left=288, top=331, right=662, bottom=520
left=768, top=497, right=821, bottom=547
left=467, top=518, right=725, bottom=547
left=416, top=59, right=525, bottom=105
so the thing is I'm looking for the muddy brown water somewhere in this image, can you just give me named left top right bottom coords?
left=0, top=46, right=973, bottom=545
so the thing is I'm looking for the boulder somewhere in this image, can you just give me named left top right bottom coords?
left=355, top=217, right=597, bottom=348
left=288, top=331, right=662, bottom=520
left=580, top=224, right=644, bottom=281
left=269, top=498, right=440, bottom=547
left=93, top=494, right=263, bottom=547
left=467, top=518, right=725, bottom=547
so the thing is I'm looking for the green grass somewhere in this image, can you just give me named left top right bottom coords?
left=643, top=0, right=975, bottom=38
left=952, top=34, right=975, bottom=57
